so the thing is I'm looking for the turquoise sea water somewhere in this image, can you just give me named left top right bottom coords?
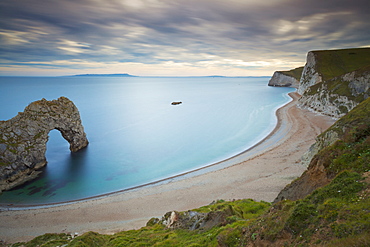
left=0, top=77, right=294, bottom=205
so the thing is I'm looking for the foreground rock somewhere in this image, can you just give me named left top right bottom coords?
left=150, top=210, right=227, bottom=231
left=0, top=97, right=88, bottom=192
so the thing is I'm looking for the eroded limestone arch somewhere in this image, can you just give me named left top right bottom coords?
left=0, top=97, right=88, bottom=192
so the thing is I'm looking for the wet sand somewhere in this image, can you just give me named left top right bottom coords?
left=0, top=92, right=335, bottom=244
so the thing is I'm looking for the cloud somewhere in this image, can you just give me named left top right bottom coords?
left=0, top=0, right=369, bottom=76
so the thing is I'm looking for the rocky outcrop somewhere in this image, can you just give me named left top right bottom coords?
left=298, top=69, right=370, bottom=118
left=148, top=209, right=228, bottom=231
left=0, top=97, right=88, bottom=192
left=268, top=67, right=303, bottom=88
left=297, top=48, right=370, bottom=118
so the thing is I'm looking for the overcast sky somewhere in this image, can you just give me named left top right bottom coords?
left=1, top=0, right=369, bottom=76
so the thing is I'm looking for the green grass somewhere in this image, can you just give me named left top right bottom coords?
left=313, top=47, right=370, bottom=80
left=14, top=169, right=368, bottom=247
left=193, top=199, right=270, bottom=219
left=10, top=199, right=270, bottom=247
left=240, top=96, right=370, bottom=246
left=279, top=66, right=304, bottom=81
left=317, top=98, right=370, bottom=175
left=243, top=170, right=370, bottom=246
left=11, top=233, right=71, bottom=247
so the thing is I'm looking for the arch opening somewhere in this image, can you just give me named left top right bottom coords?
left=0, top=97, right=89, bottom=192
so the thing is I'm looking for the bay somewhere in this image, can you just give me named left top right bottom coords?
left=0, top=76, right=294, bottom=205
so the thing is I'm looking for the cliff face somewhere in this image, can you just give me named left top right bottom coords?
left=268, top=67, right=303, bottom=88
left=271, top=48, right=370, bottom=201
left=297, top=51, right=322, bottom=95
left=298, top=68, right=370, bottom=118
left=275, top=97, right=370, bottom=202
left=297, top=48, right=370, bottom=118
left=0, top=97, right=88, bottom=192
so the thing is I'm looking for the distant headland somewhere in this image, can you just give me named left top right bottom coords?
left=70, top=73, right=137, bottom=77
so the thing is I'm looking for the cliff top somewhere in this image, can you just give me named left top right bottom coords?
left=278, top=66, right=304, bottom=81
left=311, top=47, right=370, bottom=80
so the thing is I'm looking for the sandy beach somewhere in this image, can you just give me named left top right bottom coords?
left=0, top=92, right=335, bottom=244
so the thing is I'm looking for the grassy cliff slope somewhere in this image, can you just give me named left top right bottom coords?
left=280, top=66, right=304, bottom=81
left=248, top=98, right=370, bottom=246
left=312, top=48, right=370, bottom=81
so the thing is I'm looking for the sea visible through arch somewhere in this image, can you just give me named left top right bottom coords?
left=0, top=76, right=294, bottom=205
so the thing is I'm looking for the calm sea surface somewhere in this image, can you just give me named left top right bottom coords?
left=0, top=76, right=294, bottom=205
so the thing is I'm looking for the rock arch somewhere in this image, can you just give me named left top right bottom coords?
left=0, top=97, right=88, bottom=192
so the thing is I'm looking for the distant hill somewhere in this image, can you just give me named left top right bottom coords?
left=71, top=73, right=137, bottom=77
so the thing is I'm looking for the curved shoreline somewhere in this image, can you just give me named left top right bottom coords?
left=0, top=92, right=293, bottom=209
left=0, top=92, right=335, bottom=244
